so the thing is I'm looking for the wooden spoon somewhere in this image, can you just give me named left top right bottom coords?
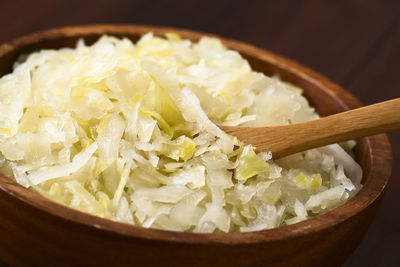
left=220, top=98, right=400, bottom=159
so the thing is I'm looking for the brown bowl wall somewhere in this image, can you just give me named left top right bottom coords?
left=0, top=25, right=392, bottom=267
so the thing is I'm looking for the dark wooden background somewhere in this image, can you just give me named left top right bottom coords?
left=0, top=0, right=398, bottom=266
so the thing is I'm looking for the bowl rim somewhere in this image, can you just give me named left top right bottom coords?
left=0, top=24, right=393, bottom=245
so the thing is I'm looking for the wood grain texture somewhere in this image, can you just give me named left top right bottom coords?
left=0, top=24, right=392, bottom=267
left=221, top=98, right=400, bottom=158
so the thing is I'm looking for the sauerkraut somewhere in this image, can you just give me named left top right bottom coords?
left=0, top=33, right=362, bottom=232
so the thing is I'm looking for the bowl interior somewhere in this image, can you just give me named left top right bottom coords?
left=0, top=25, right=390, bottom=244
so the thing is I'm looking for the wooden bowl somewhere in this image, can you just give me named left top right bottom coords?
left=0, top=25, right=392, bottom=267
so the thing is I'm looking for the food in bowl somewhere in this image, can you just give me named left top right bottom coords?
left=0, top=33, right=362, bottom=232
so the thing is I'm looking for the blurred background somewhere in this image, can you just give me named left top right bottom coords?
left=0, top=0, right=399, bottom=266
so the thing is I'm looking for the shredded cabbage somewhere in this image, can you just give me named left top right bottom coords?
left=0, top=33, right=362, bottom=232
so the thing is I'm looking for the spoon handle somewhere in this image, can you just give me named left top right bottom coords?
left=221, top=98, right=400, bottom=158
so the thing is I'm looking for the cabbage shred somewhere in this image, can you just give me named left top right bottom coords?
left=0, top=33, right=362, bottom=232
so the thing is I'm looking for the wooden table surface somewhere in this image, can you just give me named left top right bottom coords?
left=0, top=0, right=398, bottom=266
